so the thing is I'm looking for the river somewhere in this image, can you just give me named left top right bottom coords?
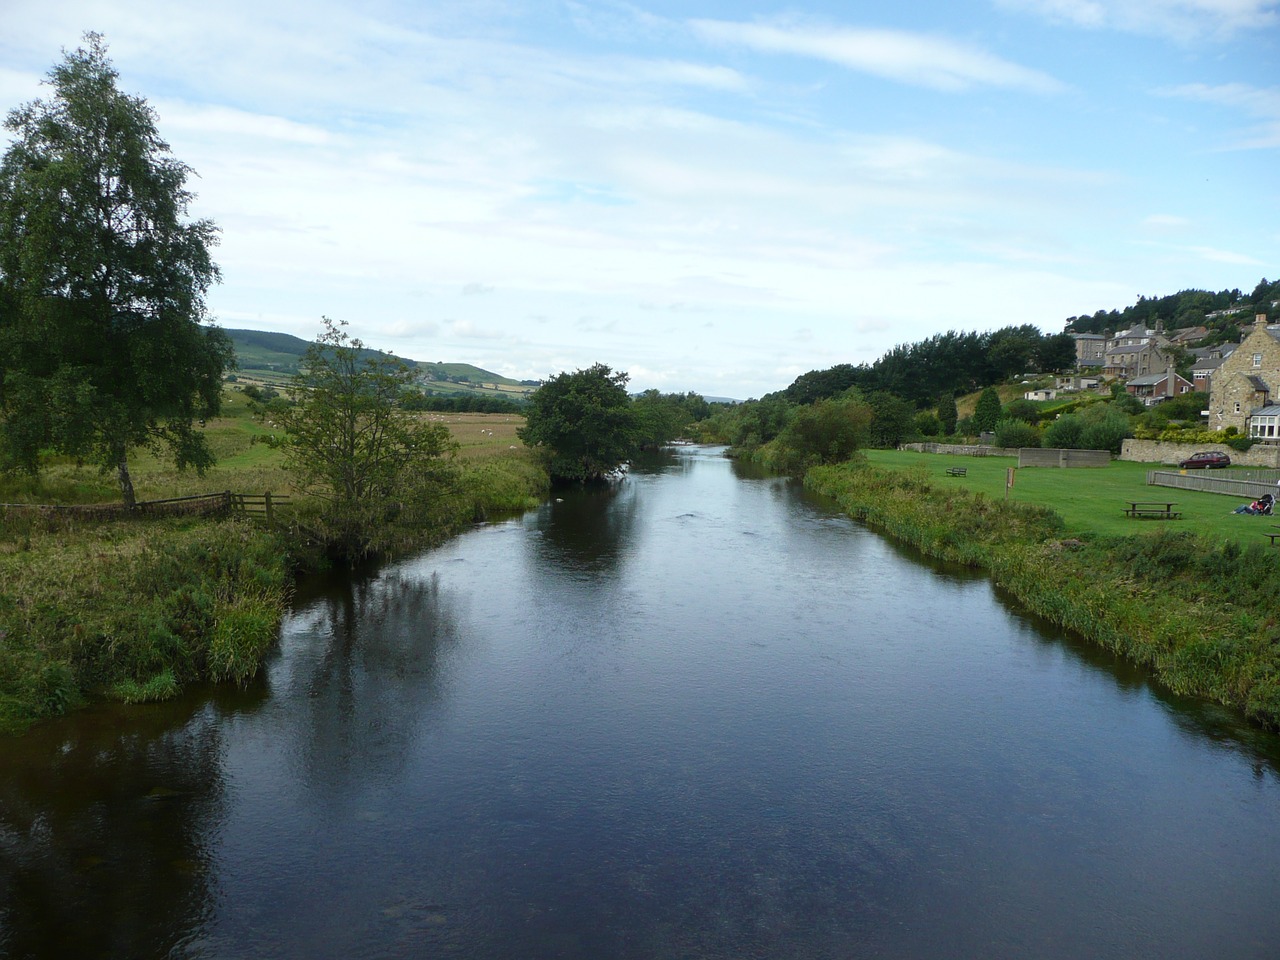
left=2, top=446, right=1279, bottom=959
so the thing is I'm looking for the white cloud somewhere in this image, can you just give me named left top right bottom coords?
left=1188, top=245, right=1266, bottom=265
left=995, top=0, right=1280, bottom=40
left=689, top=18, right=1065, bottom=93
left=1160, top=82, right=1280, bottom=148
left=1143, top=213, right=1192, bottom=228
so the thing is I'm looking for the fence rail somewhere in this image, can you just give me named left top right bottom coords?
left=1146, top=471, right=1279, bottom=499
left=1, top=491, right=290, bottom=523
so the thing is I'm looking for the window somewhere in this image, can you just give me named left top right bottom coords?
left=1254, top=353, right=1264, bottom=367
left=1235, top=402, right=1242, bottom=413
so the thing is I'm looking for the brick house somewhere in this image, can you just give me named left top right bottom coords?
left=1207, top=315, right=1280, bottom=434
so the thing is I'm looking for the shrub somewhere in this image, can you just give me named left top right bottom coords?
left=994, top=418, right=1041, bottom=448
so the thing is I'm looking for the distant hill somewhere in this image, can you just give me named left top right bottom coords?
left=224, top=328, right=536, bottom=400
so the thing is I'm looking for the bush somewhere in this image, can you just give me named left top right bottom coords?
left=994, top=418, right=1040, bottom=448
left=1043, top=413, right=1086, bottom=449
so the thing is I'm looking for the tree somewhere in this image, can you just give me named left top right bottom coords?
left=772, top=396, right=872, bottom=472
left=866, top=391, right=915, bottom=448
left=264, top=318, right=454, bottom=509
left=937, top=393, right=958, bottom=435
left=0, top=34, right=231, bottom=506
left=518, top=363, right=640, bottom=481
left=974, top=388, right=1002, bottom=432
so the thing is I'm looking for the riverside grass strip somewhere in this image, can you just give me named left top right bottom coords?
left=807, top=459, right=1280, bottom=730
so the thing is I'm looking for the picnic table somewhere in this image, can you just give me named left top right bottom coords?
left=1124, top=500, right=1180, bottom=520
left=1265, top=526, right=1280, bottom=547
left=945, top=466, right=967, bottom=477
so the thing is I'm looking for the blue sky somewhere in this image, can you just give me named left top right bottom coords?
left=2, top=1, right=1277, bottom=398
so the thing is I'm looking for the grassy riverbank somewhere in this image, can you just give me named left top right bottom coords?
left=0, top=401, right=546, bottom=733
left=808, top=457, right=1280, bottom=729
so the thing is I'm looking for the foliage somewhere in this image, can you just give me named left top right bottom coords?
left=0, top=34, right=232, bottom=506
left=399, top=392, right=524, bottom=414
left=263, top=317, right=456, bottom=515
left=766, top=396, right=872, bottom=473
left=779, top=325, right=1080, bottom=408
left=632, top=390, right=708, bottom=447
left=937, top=393, right=958, bottom=435
left=1042, top=413, right=1086, bottom=449
left=1002, top=398, right=1041, bottom=423
left=973, top=388, right=1003, bottom=432
left=866, top=391, right=915, bottom=448
left=0, top=517, right=289, bottom=732
left=1079, top=411, right=1133, bottom=454
left=518, top=363, right=640, bottom=481
left=914, top=411, right=942, bottom=437
left=993, top=418, right=1040, bottom=448
left=1065, top=282, right=1279, bottom=338
left=704, top=396, right=793, bottom=451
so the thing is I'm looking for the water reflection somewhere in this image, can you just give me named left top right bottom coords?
left=0, top=690, right=258, bottom=959
left=2, top=445, right=1279, bottom=959
left=272, top=569, right=459, bottom=786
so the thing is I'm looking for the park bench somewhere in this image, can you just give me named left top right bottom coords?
left=1124, top=501, right=1180, bottom=520
left=945, top=466, right=967, bottom=477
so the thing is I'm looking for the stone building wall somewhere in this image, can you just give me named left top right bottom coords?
left=1207, top=317, right=1280, bottom=432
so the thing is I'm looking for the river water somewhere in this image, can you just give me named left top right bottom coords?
left=3, top=446, right=1280, bottom=959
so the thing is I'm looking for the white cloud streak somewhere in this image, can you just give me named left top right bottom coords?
left=995, top=0, right=1280, bottom=39
left=689, top=18, right=1065, bottom=93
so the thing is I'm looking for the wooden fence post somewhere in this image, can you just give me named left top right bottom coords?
left=264, top=491, right=273, bottom=525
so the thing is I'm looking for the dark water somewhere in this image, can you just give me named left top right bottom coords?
left=3, top=446, right=1280, bottom=959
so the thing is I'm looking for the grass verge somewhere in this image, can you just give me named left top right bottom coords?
left=807, top=458, right=1280, bottom=729
left=0, top=406, right=547, bottom=734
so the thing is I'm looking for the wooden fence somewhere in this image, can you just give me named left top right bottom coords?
left=1, top=491, right=290, bottom=524
left=1146, top=470, right=1280, bottom=500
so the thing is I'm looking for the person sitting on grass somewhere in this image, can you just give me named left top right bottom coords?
left=1233, top=494, right=1274, bottom=515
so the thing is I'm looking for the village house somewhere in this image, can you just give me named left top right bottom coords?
left=1207, top=315, right=1280, bottom=435
left=1101, top=322, right=1179, bottom=379
left=1125, top=372, right=1194, bottom=405
left=1070, top=332, right=1106, bottom=369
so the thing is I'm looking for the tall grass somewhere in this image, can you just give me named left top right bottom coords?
left=808, top=461, right=1280, bottom=728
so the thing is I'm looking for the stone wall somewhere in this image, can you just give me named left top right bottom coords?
left=1017, top=448, right=1111, bottom=468
left=1120, top=439, right=1280, bottom=468
left=899, top=443, right=1017, bottom=457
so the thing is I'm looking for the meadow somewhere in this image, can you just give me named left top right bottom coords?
left=865, top=448, right=1277, bottom=546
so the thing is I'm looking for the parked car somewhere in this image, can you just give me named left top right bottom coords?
left=1179, top=451, right=1231, bottom=469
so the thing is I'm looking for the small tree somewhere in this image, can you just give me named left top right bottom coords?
left=772, top=396, right=872, bottom=472
left=264, top=318, right=454, bottom=512
left=937, top=393, right=958, bottom=436
left=518, top=363, right=640, bottom=481
left=974, top=387, right=1003, bottom=432
left=1043, top=413, right=1086, bottom=449
left=0, top=34, right=231, bottom=505
left=994, top=418, right=1040, bottom=449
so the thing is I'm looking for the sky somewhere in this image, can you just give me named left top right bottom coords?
left=1, top=1, right=1277, bottom=399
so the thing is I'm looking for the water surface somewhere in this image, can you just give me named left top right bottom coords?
left=3, top=446, right=1279, bottom=959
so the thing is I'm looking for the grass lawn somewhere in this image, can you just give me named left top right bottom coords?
left=865, top=449, right=1277, bottom=546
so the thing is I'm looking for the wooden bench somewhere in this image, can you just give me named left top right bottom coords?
left=945, top=466, right=967, bottom=477
left=1124, top=501, right=1180, bottom=520
left=1264, top=532, right=1280, bottom=547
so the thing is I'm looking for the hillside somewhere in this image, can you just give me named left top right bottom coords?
left=224, top=328, right=536, bottom=399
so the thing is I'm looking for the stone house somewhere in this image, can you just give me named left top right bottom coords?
left=1207, top=315, right=1280, bottom=434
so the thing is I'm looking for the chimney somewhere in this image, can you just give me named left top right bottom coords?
left=1257, top=313, right=1269, bottom=330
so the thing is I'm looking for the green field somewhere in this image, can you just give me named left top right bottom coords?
left=864, top=449, right=1276, bottom=545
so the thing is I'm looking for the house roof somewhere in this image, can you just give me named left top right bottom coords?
left=1246, top=375, right=1271, bottom=392
left=1127, top=374, right=1169, bottom=386
left=1251, top=406, right=1280, bottom=417
left=1192, top=356, right=1223, bottom=372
